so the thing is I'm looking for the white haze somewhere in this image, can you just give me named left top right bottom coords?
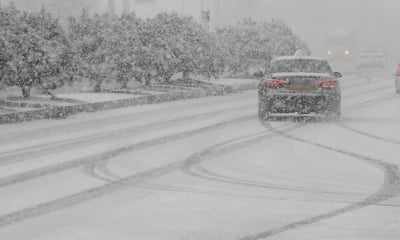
left=1, top=0, right=398, bottom=65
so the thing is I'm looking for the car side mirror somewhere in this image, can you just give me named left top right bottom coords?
left=333, top=72, right=342, bottom=78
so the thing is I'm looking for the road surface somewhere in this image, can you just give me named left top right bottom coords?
left=0, top=72, right=399, bottom=240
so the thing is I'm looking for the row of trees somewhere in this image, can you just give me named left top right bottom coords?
left=0, top=3, right=307, bottom=98
left=0, top=4, right=74, bottom=97
left=217, top=19, right=309, bottom=76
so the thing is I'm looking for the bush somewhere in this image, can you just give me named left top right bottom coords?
left=217, top=19, right=310, bottom=77
left=1, top=5, right=310, bottom=96
left=0, top=4, right=73, bottom=97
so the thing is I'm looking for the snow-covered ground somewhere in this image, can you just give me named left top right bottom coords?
left=56, top=92, right=143, bottom=103
left=0, top=71, right=399, bottom=240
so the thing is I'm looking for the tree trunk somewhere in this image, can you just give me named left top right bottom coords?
left=165, top=74, right=173, bottom=84
left=46, top=90, right=57, bottom=99
left=145, top=77, right=151, bottom=87
left=121, top=80, right=128, bottom=89
left=144, top=73, right=152, bottom=87
left=94, top=81, right=102, bottom=92
left=22, top=86, right=31, bottom=98
left=183, top=70, right=190, bottom=80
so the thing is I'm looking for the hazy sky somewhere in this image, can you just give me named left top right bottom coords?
left=1, top=0, right=399, bottom=64
left=216, top=0, right=399, bottom=62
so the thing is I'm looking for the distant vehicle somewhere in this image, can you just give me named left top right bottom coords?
left=356, top=50, right=386, bottom=69
left=396, top=64, right=400, bottom=93
left=258, top=55, right=342, bottom=120
left=325, top=27, right=355, bottom=71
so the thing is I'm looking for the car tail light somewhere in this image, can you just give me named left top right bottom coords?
left=264, top=78, right=287, bottom=88
left=396, top=65, right=400, bottom=76
left=317, top=79, right=338, bottom=89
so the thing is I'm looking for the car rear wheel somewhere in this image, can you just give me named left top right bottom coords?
left=326, top=101, right=341, bottom=121
left=325, top=110, right=341, bottom=121
left=258, top=98, right=270, bottom=121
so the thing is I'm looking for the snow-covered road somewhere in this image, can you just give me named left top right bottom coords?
left=0, top=72, right=400, bottom=240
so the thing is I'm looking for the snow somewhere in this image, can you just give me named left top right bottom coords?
left=208, top=78, right=259, bottom=86
left=1, top=2, right=400, bottom=239
left=273, top=56, right=327, bottom=62
left=272, top=72, right=332, bottom=78
left=0, top=72, right=399, bottom=239
left=56, top=93, right=141, bottom=103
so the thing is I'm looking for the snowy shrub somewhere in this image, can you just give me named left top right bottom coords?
left=68, top=12, right=109, bottom=92
left=1, top=4, right=309, bottom=95
left=142, top=12, right=223, bottom=83
left=0, top=4, right=73, bottom=97
left=217, top=19, right=309, bottom=77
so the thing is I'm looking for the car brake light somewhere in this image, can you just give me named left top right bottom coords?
left=264, top=78, right=287, bottom=88
left=318, top=79, right=338, bottom=88
left=397, top=66, right=400, bottom=75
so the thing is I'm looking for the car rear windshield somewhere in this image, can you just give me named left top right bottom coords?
left=272, top=59, right=333, bottom=74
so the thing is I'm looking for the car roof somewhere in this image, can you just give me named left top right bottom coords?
left=272, top=56, right=327, bottom=62
left=272, top=72, right=332, bottom=78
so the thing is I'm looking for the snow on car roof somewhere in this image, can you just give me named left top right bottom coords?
left=272, top=72, right=332, bottom=78
left=272, top=56, right=327, bottom=62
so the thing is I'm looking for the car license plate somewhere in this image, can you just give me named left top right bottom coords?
left=289, top=84, right=316, bottom=91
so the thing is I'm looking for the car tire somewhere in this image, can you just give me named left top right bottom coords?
left=258, top=98, right=270, bottom=121
left=326, top=111, right=341, bottom=121
left=326, top=101, right=341, bottom=121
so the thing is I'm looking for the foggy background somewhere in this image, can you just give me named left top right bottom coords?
left=1, top=0, right=399, bottom=65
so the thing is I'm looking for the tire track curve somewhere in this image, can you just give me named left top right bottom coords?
left=0, top=114, right=255, bottom=189
left=0, top=93, right=256, bottom=144
left=185, top=164, right=367, bottom=197
left=239, top=122, right=400, bottom=240
left=0, top=125, right=283, bottom=228
left=337, top=122, right=400, bottom=145
left=0, top=104, right=253, bottom=166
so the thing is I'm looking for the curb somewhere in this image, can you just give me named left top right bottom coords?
left=0, top=82, right=258, bottom=125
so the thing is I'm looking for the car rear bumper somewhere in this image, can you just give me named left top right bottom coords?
left=259, top=93, right=340, bottom=114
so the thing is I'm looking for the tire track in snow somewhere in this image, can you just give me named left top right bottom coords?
left=337, top=122, right=400, bottom=145
left=135, top=183, right=400, bottom=208
left=0, top=115, right=255, bottom=189
left=343, top=84, right=395, bottom=98
left=92, top=145, right=400, bottom=208
left=0, top=92, right=255, bottom=144
left=184, top=164, right=367, bottom=197
left=136, top=183, right=302, bottom=201
left=0, top=120, right=288, bottom=228
left=239, top=122, right=400, bottom=240
left=92, top=123, right=339, bottom=197
left=0, top=104, right=253, bottom=166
